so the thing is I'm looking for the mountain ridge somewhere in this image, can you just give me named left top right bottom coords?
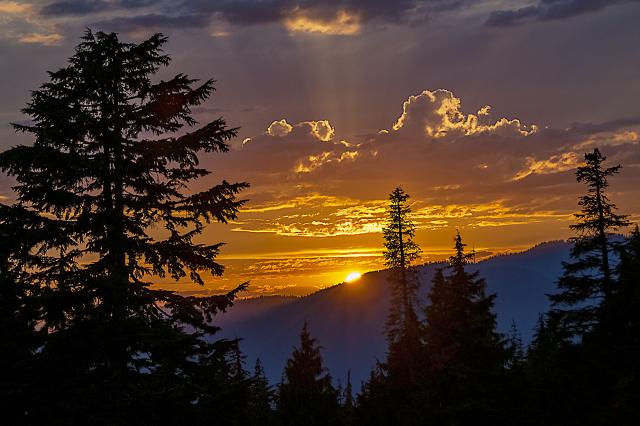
left=213, top=240, right=572, bottom=388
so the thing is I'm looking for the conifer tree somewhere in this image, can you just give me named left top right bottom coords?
left=422, top=231, right=506, bottom=424
left=0, top=204, right=48, bottom=420
left=278, top=321, right=339, bottom=426
left=381, top=187, right=422, bottom=383
left=594, top=226, right=640, bottom=420
left=550, top=148, right=629, bottom=336
left=248, top=358, right=275, bottom=423
left=341, top=370, right=356, bottom=426
left=0, top=30, right=248, bottom=422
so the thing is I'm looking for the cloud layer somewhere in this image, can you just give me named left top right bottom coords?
left=213, top=89, right=640, bottom=245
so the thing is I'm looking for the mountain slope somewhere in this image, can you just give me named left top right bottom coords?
left=214, top=241, right=571, bottom=388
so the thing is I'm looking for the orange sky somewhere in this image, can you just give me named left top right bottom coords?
left=158, top=90, right=640, bottom=297
left=2, top=2, right=640, bottom=298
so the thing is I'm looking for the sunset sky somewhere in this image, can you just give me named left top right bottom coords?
left=1, top=0, right=640, bottom=296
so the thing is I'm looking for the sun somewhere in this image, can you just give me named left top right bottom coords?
left=345, top=272, right=362, bottom=283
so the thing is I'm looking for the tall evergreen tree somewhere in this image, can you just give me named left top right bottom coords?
left=0, top=204, right=49, bottom=421
left=248, top=358, right=275, bottom=423
left=550, top=148, right=629, bottom=336
left=0, top=30, right=248, bottom=423
left=381, top=187, right=422, bottom=383
left=422, top=231, right=506, bottom=424
left=594, top=226, right=640, bottom=421
left=278, top=321, right=339, bottom=426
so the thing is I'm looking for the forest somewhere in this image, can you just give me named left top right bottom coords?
left=0, top=31, right=638, bottom=426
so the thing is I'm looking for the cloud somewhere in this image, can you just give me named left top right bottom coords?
left=94, top=13, right=211, bottom=32
left=20, top=0, right=475, bottom=36
left=17, top=32, right=64, bottom=45
left=486, top=0, right=640, bottom=27
left=209, top=87, right=640, bottom=245
left=283, top=9, right=361, bottom=35
left=391, top=89, right=537, bottom=137
left=0, top=1, right=63, bottom=45
left=40, top=0, right=111, bottom=16
left=266, top=119, right=293, bottom=137
left=513, top=152, right=579, bottom=181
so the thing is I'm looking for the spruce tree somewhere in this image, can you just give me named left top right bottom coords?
left=0, top=204, right=49, bottom=420
left=595, top=226, right=640, bottom=421
left=550, top=148, right=629, bottom=336
left=0, top=30, right=248, bottom=422
left=422, top=231, right=506, bottom=424
left=381, top=187, right=422, bottom=383
left=278, top=321, right=339, bottom=426
left=248, top=358, right=275, bottom=423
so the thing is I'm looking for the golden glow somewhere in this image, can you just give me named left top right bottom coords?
left=284, top=10, right=361, bottom=35
left=345, top=272, right=362, bottom=282
left=0, top=1, right=31, bottom=14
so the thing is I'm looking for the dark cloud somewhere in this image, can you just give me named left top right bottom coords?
left=39, top=0, right=470, bottom=33
left=41, top=0, right=112, bottom=16
left=486, top=0, right=640, bottom=27
left=94, top=14, right=211, bottom=32
left=41, top=0, right=157, bottom=17
left=184, top=0, right=470, bottom=26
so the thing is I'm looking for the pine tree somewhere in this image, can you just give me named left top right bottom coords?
left=0, top=30, right=248, bottom=422
left=341, top=369, right=356, bottom=426
left=594, top=226, right=640, bottom=421
left=0, top=204, right=48, bottom=420
left=422, top=231, right=506, bottom=424
left=550, top=148, right=629, bottom=337
left=248, top=358, right=275, bottom=423
left=382, top=187, right=422, bottom=383
left=278, top=321, right=339, bottom=426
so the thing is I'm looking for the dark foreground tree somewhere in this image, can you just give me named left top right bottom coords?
left=278, top=321, right=339, bottom=426
left=0, top=204, right=49, bottom=419
left=550, top=148, right=629, bottom=337
left=248, top=358, right=276, bottom=424
left=421, top=232, right=507, bottom=425
left=0, top=30, right=248, bottom=424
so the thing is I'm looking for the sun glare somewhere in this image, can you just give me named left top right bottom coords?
left=345, top=272, right=362, bottom=282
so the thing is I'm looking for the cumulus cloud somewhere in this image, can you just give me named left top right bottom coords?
left=266, top=119, right=294, bottom=137
left=210, top=88, right=640, bottom=243
left=391, top=89, right=537, bottom=137
left=486, top=0, right=640, bottom=27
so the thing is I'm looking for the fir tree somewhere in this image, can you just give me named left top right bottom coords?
left=550, top=148, right=629, bottom=337
left=593, top=226, right=640, bottom=421
left=0, top=204, right=48, bottom=421
left=381, top=187, right=422, bottom=383
left=422, top=231, right=506, bottom=424
left=248, top=358, right=275, bottom=423
left=278, top=321, right=339, bottom=426
left=425, top=232, right=503, bottom=371
left=0, top=30, right=248, bottom=423
left=341, top=370, right=356, bottom=426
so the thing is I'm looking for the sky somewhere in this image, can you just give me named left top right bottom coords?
left=1, top=0, right=640, bottom=297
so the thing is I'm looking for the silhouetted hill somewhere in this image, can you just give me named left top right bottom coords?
left=214, top=241, right=571, bottom=389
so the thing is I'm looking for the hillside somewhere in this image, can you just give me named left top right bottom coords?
left=213, top=241, right=571, bottom=388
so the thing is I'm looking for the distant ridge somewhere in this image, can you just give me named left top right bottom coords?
left=213, top=240, right=571, bottom=389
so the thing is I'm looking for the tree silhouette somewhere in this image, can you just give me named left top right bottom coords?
left=422, top=231, right=506, bottom=424
left=0, top=30, right=248, bottom=422
left=550, top=149, right=629, bottom=337
left=0, top=204, right=49, bottom=420
left=381, top=187, right=422, bottom=385
left=278, top=321, right=339, bottom=426
left=248, top=358, right=275, bottom=423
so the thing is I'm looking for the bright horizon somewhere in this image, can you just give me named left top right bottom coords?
left=1, top=0, right=640, bottom=297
